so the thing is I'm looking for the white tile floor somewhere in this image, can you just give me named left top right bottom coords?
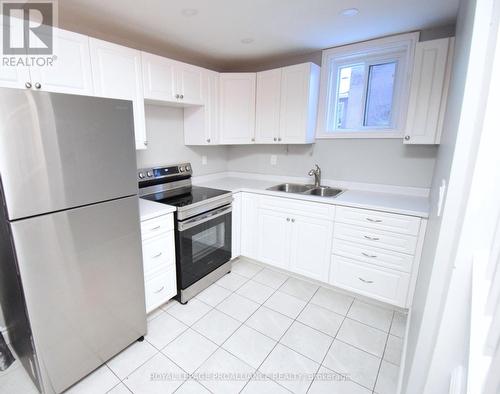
left=0, top=258, right=407, bottom=394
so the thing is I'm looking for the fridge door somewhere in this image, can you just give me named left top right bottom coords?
left=0, top=88, right=138, bottom=221
left=10, top=196, right=146, bottom=394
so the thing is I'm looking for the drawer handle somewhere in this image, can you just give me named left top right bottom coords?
left=366, top=218, right=382, bottom=223
left=153, top=286, right=165, bottom=294
left=150, top=225, right=161, bottom=231
left=358, top=277, right=374, bottom=284
left=152, top=252, right=163, bottom=258
left=362, top=252, right=377, bottom=258
left=364, top=235, right=380, bottom=241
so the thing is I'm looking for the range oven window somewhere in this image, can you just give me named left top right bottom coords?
left=176, top=205, right=232, bottom=290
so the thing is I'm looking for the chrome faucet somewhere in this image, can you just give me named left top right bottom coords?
left=308, top=164, right=321, bottom=187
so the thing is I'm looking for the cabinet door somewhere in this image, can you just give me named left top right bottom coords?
left=255, top=69, right=281, bottom=143
left=0, top=20, right=31, bottom=89
left=90, top=38, right=147, bottom=150
left=176, top=63, right=203, bottom=105
left=141, top=52, right=177, bottom=102
left=240, top=193, right=259, bottom=259
left=184, top=70, right=219, bottom=145
left=404, top=38, right=453, bottom=144
left=231, top=193, right=242, bottom=259
left=29, top=28, right=93, bottom=95
left=279, top=63, right=318, bottom=144
left=257, top=208, right=291, bottom=269
left=289, top=214, right=333, bottom=281
left=219, top=73, right=256, bottom=144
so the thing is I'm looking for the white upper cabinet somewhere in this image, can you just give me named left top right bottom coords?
left=404, top=37, right=454, bottom=144
left=279, top=63, right=320, bottom=144
left=219, top=73, right=256, bottom=144
left=184, top=70, right=219, bottom=145
left=142, top=52, right=177, bottom=102
left=142, top=53, right=203, bottom=105
left=89, top=38, right=147, bottom=150
left=255, top=69, right=282, bottom=143
left=30, top=28, right=93, bottom=95
left=254, top=63, right=320, bottom=145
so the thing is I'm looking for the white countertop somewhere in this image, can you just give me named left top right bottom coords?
left=139, top=198, right=176, bottom=221
left=193, top=175, right=430, bottom=218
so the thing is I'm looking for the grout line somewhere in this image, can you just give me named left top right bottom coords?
left=372, top=311, right=395, bottom=393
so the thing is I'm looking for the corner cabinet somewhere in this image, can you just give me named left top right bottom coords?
left=89, top=38, right=147, bottom=150
left=218, top=73, right=257, bottom=144
left=404, top=37, right=455, bottom=145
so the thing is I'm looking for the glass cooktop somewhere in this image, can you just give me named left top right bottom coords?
left=141, top=186, right=230, bottom=208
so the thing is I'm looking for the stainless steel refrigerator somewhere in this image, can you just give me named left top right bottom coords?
left=0, top=88, right=147, bottom=393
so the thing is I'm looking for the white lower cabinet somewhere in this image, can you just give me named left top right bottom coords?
left=255, top=195, right=334, bottom=280
left=231, top=193, right=242, bottom=259
left=330, top=255, right=410, bottom=307
left=289, top=215, right=333, bottom=281
left=257, top=208, right=291, bottom=269
left=140, top=212, right=177, bottom=313
left=238, top=193, right=426, bottom=308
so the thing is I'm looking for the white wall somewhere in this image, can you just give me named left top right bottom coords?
left=227, top=140, right=437, bottom=188
left=136, top=105, right=228, bottom=174
left=401, top=0, right=499, bottom=392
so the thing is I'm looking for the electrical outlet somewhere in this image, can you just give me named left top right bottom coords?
left=202, top=155, right=207, bottom=165
left=270, top=155, right=277, bottom=166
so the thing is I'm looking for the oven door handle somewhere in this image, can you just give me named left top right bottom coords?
left=178, top=205, right=232, bottom=231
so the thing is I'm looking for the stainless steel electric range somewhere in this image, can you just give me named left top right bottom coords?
left=138, top=163, right=233, bottom=304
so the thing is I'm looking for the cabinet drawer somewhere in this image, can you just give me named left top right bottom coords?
left=144, top=266, right=177, bottom=312
left=334, top=223, right=417, bottom=255
left=141, top=213, right=174, bottom=239
left=142, top=231, right=175, bottom=275
left=336, top=206, right=421, bottom=236
left=259, top=194, right=335, bottom=220
left=332, top=239, right=413, bottom=273
left=330, top=255, right=410, bottom=307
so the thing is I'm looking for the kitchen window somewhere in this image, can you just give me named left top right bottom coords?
left=316, top=32, right=419, bottom=139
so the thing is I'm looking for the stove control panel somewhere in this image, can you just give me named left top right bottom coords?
left=137, top=162, right=192, bottom=182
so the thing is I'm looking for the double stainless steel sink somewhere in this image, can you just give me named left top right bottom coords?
left=267, top=183, right=344, bottom=198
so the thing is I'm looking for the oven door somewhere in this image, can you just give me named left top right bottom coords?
left=176, top=204, right=232, bottom=290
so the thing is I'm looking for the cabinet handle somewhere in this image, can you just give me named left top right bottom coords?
left=175, top=94, right=180, bottom=99
left=25, top=82, right=32, bottom=89
left=153, top=286, right=165, bottom=294
left=206, top=138, right=211, bottom=143
left=404, top=135, right=410, bottom=141
left=362, top=252, right=377, bottom=258
left=150, top=225, right=161, bottom=231
left=273, top=138, right=277, bottom=142
left=291, top=218, right=295, bottom=223
left=366, top=218, right=382, bottom=223
left=278, top=138, right=282, bottom=142
left=34, top=82, right=41, bottom=89
left=286, top=218, right=290, bottom=222
left=180, top=94, right=184, bottom=99
left=251, top=138, right=255, bottom=142
left=358, top=277, right=374, bottom=284
left=144, top=141, right=148, bottom=146
left=364, top=235, right=380, bottom=241
left=152, top=252, right=163, bottom=258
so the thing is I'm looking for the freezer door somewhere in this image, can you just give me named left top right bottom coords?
left=0, top=88, right=138, bottom=221
left=10, top=196, right=146, bottom=394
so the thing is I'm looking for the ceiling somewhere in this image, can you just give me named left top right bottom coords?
left=58, top=0, right=460, bottom=71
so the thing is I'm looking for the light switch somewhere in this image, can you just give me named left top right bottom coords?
left=270, top=155, right=277, bottom=165
left=202, top=155, right=207, bottom=165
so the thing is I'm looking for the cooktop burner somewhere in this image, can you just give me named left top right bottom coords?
left=141, top=186, right=230, bottom=208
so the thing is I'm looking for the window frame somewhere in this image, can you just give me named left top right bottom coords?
left=316, top=32, right=419, bottom=139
